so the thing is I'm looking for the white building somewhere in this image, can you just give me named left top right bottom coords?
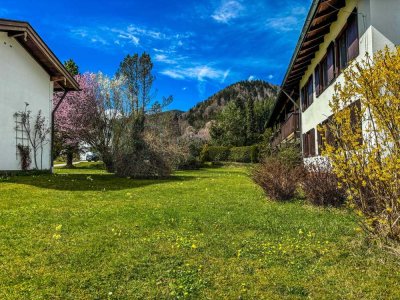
left=267, top=0, right=400, bottom=159
left=0, top=19, right=79, bottom=172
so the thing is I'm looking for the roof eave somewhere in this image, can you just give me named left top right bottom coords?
left=0, top=18, right=80, bottom=91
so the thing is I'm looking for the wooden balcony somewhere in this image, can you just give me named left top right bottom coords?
left=271, top=113, right=300, bottom=148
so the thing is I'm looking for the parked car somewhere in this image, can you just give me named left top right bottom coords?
left=86, top=152, right=99, bottom=162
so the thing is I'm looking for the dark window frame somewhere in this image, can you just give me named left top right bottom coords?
left=303, top=128, right=316, bottom=158
left=315, top=8, right=359, bottom=97
left=301, top=75, right=314, bottom=112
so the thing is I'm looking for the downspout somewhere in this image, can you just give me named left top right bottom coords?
left=51, top=90, right=68, bottom=171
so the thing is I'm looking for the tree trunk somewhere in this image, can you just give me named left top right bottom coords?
left=66, top=149, right=74, bottom=168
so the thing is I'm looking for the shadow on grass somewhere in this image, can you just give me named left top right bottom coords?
left=4, top=171, right=198, bottom=192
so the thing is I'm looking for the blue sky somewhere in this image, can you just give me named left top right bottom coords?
left=0, top=0, right=312, bottom=111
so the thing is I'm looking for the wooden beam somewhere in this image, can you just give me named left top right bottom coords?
left=51, top=76, right=67, bottom=87
left=307, top=22, right=332, bottom=38
left=294, top=52, right=315, bottom=65
left=286, top=74, right=304, bottom=84
left=8, top=31, right=27, bottom=41
left=298, top=44, right=320, bottom=56
left=302, top=36, right=324, bottom=48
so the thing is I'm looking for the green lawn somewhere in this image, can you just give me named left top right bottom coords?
left=0, top=163, right=399, bottom=299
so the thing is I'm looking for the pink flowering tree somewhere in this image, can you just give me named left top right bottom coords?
left=54, top=72, right=122, bottom=171
left=53, top=73, right=97, bottom=167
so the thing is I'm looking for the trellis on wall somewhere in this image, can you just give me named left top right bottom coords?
left=14, top=112, right=30, bottom=159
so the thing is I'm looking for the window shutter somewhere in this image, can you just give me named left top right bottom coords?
left=303, top=133, right=309, bottom=157
left=314, top=66, right=320, bottom=96
left=338, top=34, right=347, bottom=71
left=321, top=57, right=328, bottom=90
left=347, top=14, right=359, bottom=62
left=301, top=87, right=306, bottom=112
left=309, top=128, right=316, bottom=156
left=326, top=117, right=335, bottom=147
left=349, top=100, right=363, bottom=145
left=307, top=77, right=314, bottom=106
left=327, top=44, right=335, bottom=83
left=317, top=125, right=323, bottom=155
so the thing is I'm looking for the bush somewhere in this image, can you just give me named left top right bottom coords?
left=114, top=146, right=171, bottom=179
left=275, top=143, right=302, bottom=167
left=200, top=145, right=230, bottom=162
left=228, top=145, right=259, bottom=163
left=301, top=159, right=346, bottom=207
left=253, top=157, right=304, bottom=201
left=324, top=47, right=400, bottom=241
left=176, top=136, right=205, bottom=170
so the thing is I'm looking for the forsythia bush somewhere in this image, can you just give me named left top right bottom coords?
left=324, top=47, right=400, bottom=241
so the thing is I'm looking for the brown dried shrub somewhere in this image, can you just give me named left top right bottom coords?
left=301, top=159, right=346, bottom=207
left=253, top=157, right=304, bottom=201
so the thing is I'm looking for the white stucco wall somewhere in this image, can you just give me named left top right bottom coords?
left=299, top=0, right=400, bottom=161
left=0, top=32, right=53, bottom=171
left=370, top=0, right=400, bottom=51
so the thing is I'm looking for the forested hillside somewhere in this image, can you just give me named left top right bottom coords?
left=181, top=80, right=277, bottom=130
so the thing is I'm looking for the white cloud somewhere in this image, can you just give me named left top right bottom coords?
left=69, top=23, right=192, bottom=50
left=265, top=15, right=301, bottom=32
left=182, top=87, right=188, bottom=91
left=248, top=75, right=256, bottom=81
left=265, top=5, right=307, bottom=32
left=211, top=0, right=244, bottom=24
left=155, top=54, right=177, bottom=64
left=126, top=24, right=164, bottom=40
left=160, top=70, right=186, bottom=79
left=160, top=65, right=229, bottom=83
left=268, top=74, right=274, bottom=80
left=115, top=31, right=140, bottom=45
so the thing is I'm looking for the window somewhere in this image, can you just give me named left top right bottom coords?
left=347, top=13, right=359, bottom=62
left=315, top=65, right=321, bottom=96
left=327, top=43, right=335, bottom=83
left=317, top=117, right=335, bottom=155
left=348, top=100, right=363, bottom=145
left=315, top=9, right=359, bottom=95
left=317, top=100, right=362, bottom=155
left=301, top=75, right=314, bottom=111
left=336, top=11, right=359, bottom=74
left=303, top=128, right=316, bottom=157
left=316, top=43, right=335, bottom=95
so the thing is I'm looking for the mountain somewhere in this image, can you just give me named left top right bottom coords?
left=181, top=80, right=278, bottom=130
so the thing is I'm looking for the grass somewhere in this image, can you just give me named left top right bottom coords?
left=0, top=163, right=399, bottom=299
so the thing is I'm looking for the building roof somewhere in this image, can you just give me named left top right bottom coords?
left=0, top=18, right=80, bottom=91
left=267, top=0, right=345, bottom=127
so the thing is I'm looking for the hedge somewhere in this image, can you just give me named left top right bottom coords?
left=200, top=145, right=230, bottom=162
left=200, top=145, right=259, bottom=163
left=228, top=145, right=259, bottom=163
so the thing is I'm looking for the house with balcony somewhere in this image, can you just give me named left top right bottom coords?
left=0, top=19, right=79, bottom=172
left=267, top=0, right=400, bottom=160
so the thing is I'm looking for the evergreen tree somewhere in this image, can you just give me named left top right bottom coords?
left=64, top=59, right=79, bottom=76
left=246, top=97, right=256, bottom=145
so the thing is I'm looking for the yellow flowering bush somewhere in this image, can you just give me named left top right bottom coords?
left=323, top=46, right=400, bottom=241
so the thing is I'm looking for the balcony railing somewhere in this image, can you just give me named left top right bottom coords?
left=271, top=112, right=300, bottom=148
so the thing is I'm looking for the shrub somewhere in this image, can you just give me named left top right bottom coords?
left=176, top=136, right=205, bottom=170
left=276, top=143, right=302, bottom=167
left=253, top=157, right=304, bottom=201
left=324, top=47, right=400, bottom=241
left=114, top=145, right=171, bottom=179
left=301, top=159, right=346, bottom=207
left=200, top=145, right=230, bottom=162
left=17, top=144, right=31, bottom=171
left=228, top=145, right=259, bottom=163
